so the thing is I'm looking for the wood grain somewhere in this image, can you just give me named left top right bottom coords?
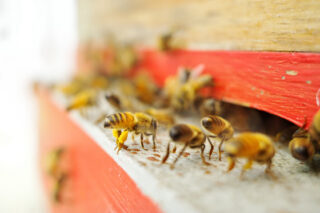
left=78, top=0, right=320, bottom=51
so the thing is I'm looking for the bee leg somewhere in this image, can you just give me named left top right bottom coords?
left=112, top=129, right=121, bottom=151
left=161, top=142, right=171, bottom=164
left=117, top=130, right=128, bottom=154
left=265, top=159, right=277, bottom=180
left=218, top=137, right=225, bottom=161
left=207, top=137, right=214, bottom=160
left=152, top=134, right=157, bottom=151
left=240, top=159, right=253, bottom=179
left=201, top=144, right=210, bottom=165
left=227, top=156, right=236, bottom=172
left=170, top=143, right=188, bottom=169
left=172, top=145, right=177, bottom=153
left=131, top=133, right=136, bottom=142
left=140, top=133, right=146, bottom=150
left=95, top=114, right=106, bottom=124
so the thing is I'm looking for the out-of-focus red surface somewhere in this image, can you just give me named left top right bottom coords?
left=37, top=88, right=162, bottom=213
left=77, top=47, right=320, bottom=127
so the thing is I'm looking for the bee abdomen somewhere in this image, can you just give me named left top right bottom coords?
left=104, top=112, right=134, bottom=129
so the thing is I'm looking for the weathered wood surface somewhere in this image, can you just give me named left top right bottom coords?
left=38, top=88, right=320, bottom=213
left=78, top=0, right=320, bottom=52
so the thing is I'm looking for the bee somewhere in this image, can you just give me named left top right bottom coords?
left=105, top=93, right=122, bottom=110
left=171, top=75, right=213, bottom=111
left=133, top=73, right=160, bottom=105
left=145, top=108, right=175, bottom=126
left=103, top=112, right=157, bottom=152
left=52, top=173, right=68, bottom=203
left=289, top=111, right=320, bottom=162
left=309, top=109, right=320, bottom=148
left=66, top=89, right=97, bottom=111
left=157, top=32, right=186, bottom=51
left=193, top=97, right=221, bottom=116
left=289, top=128, right=315, bottom=161
left=45, top=148, right=64, bottom=178
left=161, top=124, right=213, bottom=169
left=201, top=115, right=234, bottom=161
left=224, top=132, right=275, bottom=177
left=275, top=126, right=299, bottom=143
left=157, top=33, right=174, bottom=51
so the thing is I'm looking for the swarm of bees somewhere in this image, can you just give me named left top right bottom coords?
left=49, top=42, right=320, bottom=179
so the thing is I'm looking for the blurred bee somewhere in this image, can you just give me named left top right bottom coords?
left=225, top=132, right=275, bottom=177
left=193, top=97, right=221, bottom=116
left=201, top=115, right=234, bottom=161
left=133, top=72, right=160, bottom=105
left=157, top=33, right=173, bottom=51
left=157, top=32, right=186, bottom=51
left=45, top=148, right=64, bottom=178
left=161, top=124, right=213, bottom=169
left=52, top=173, right=68, bottom=203
left=105, top=93, right=122, bottom=110
left=66, top=89, right=97, bottom=112
left=108, top=43, right=138, bottom=75
left=145, top=108, right=175, bottom=127
left=309, top=109, right=320, bottom=149
left=55, top=77, right=85, bottom=96
left=104, top=112, right=157, bottom=152
left=165, top=66, right=213, bottom=112
left=275, top=126, right=299, bottom=143
left=289, top=111, right=320, bottom=162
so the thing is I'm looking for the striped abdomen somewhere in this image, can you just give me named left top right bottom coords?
left=104, top=112, right=135, bottom=130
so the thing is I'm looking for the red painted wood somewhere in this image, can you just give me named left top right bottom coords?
left=137, top=50, right=320, bottom=127
left=77, top=48, right=320, bottom=127
left=37, top=88, right=162, bottom=213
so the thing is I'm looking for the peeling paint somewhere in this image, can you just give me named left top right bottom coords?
left=281, top=76, right=286, bottom=80
left=286, top=70, right=298, bottom=76
left=306, top=80, right=312, bottom=84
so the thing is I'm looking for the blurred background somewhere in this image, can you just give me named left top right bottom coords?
left=0, top=0, right=77, bottom=212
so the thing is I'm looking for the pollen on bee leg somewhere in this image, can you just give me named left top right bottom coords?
left=115, top=130, right=129, bottom=153
left=240, top=160, right=253, bottom=178
left=227, top=156, right=235, bottom=172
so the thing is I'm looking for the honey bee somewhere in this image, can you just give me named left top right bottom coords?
left=45, top=148, right=64, bottom=178
left=275, top=125, right=299, bottom=143
left=105, top=93, right=122, bottom=110
left=133, top=72, right=160, bottom=105
left=52, top=173, right=68, bottom=203
left=169, top=73, right=213, bottom=111
left=104, top=112, right=157, bottom=152
left=289, top=111, right=320, bottom=162
left=66, top=89, right=97, bottom=111
left=289, top=128, right=315, bottom=161
left=161, top=124, right=213, bottom=169
left=309, top=109, right=320, bottom=149
left=193, top=97, right=221, bottom=116
left=201, top=115, right=234, bottom=161
left=224, top=132, right=275, bottom=177
left=145, top=108, right=175, bottom=126
left=157, top=32, right=186, bottom=51
left=157, top=33, right=174, bottom=51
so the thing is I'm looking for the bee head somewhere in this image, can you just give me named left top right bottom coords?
left=104, top=121, right=111, bottom=128
left=169, top=124, right=192, bottom=142
left=201, top=116, right=214, bottom=130
left=289, top=138, right=315, bottom=161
